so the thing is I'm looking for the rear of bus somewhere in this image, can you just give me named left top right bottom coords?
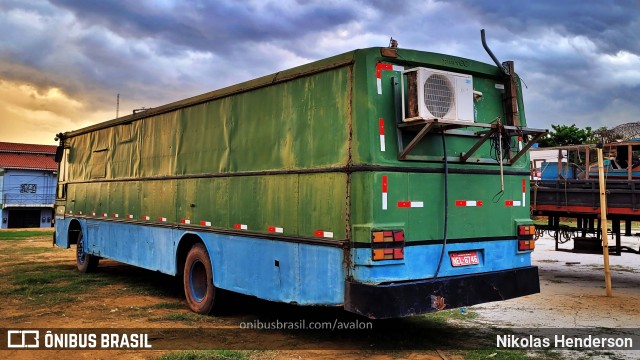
left=345, top=47, right=542, bottom=318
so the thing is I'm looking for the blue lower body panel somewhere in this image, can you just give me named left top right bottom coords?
left=351, top=239, right=532, bottom=283
left=55, top=218, right=345, bottom=305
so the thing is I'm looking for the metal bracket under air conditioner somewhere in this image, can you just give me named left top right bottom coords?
left=392, top=76, right=547, bottom=164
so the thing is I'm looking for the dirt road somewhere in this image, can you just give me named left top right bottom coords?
left=1, top=229, right=639, bottom=359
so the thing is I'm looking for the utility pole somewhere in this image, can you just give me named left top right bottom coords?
left=596, top=141, right=613, bottom=297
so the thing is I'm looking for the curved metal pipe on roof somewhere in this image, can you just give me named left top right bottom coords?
left=481, top=29, right=508, bottom=75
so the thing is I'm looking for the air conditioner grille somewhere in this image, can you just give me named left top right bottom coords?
left=423, top=74, right=454, bottom=118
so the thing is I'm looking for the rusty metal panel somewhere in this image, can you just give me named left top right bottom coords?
left=111, top=121, right=141, bottom=179
left=226, top=67, right=350, bottom=172
left=175, top=102, right=230, bottom=175
left=66, top=66, right=350, bottom=182
left=83, top=182, right=101, bottom=216
left=65, top=183, right=76, bottom=215
left=176, top=178, right=229, bottom=228
left=228, top=175, right=299, bottom=235
left=139, top=112, right=179, bottom=177
left=140, top=180, right=176, bottom=223
left=106, top=181, right=140, bottom=219
left=298, top=173, right=347, bottom=240
left=73, top=183, right=86, bottom=216
left=63, top=51, right=356, bottom=139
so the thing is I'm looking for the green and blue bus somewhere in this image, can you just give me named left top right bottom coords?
left=54, top=46, right=542, bottom=318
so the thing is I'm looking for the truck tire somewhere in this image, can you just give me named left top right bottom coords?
left=76, top=230, right=99, bottom=273
left=183, top=243, right=216, bottom=314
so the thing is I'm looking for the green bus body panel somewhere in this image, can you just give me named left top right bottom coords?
left=68, top=67, right=350, bottom=180
left=350, top=48, right=527, bottom=168
left=60, top=47, right=531, bottom=245
left=346, top=48, right=530, bottom=244
left=349, top=172, right=530, bottom=243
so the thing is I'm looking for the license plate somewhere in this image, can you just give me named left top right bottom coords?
left=449, top=251, right=479, bottom=267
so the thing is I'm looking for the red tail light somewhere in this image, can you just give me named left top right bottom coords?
left=517, top=225, right=535, bottom=251
left=518, top=240, right=535, bottom=251
left=371, top=230, right=404, bottom=260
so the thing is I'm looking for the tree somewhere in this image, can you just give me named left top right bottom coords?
left=537, top=124, right=595, bottom=147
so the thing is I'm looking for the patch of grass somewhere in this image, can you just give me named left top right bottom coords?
left=157, top=350, right=247, bottom=360
left=12, top=270, right=70, bottom=285
left=147, top=302, right=185, bottom=309
left=424, top=308, right=479, bottom=323
left=123, top=285, right=175, bottom=297
left=149, top=312, right=215, bottom=324
left=0, top=231, right=53, bottom=240
left=0, top=263, right=117, bottom=305
left=459, top=349, right=558, bottom=360
left=1, top=246, right=59, bottom=255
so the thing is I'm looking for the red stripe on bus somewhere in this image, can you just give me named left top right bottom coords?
left=376, top=63, right=393, bottom=78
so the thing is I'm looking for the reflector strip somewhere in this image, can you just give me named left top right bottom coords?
left=504, top=200, right=522, bottom=207
left=379, top=118, right=386, bottom=152
left=314, top=230, right=334, bottom=238
left=127, top=214, right=134, bottom=219
left=397, top=201, right=424, bottom=208
left=158, top=217, right=167, bottom=222
left=200, top=221, right=211, bottom=226
left=180, top=219, right=191, bottom=224
left=518, top=136, right=523, bottom=151
left=268, top=226, right=284, bottom=233
left=112, top=213, right=119, bottom=218
left=77, top=211, right=82, bottom=215
left=67, top=210, right=72, bottom=214
left=142, top=215, right=150, bottom=220
left=90, top=212, right=96, bottom=216
left=382, top=175, right=388, bottom=210
left=522, top=179, right=526, bottom=207
left=375, top=63, right=404, bottom=94
left=234, top=224, right=248, bottom=230
left=102, top=213, right=108, bottom=217
left=455, top=200, right=483, bottom=207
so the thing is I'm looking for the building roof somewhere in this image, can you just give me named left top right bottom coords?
left=0, top=142, right=57, bottom=154
left=0, top=142, right=57, bottom=171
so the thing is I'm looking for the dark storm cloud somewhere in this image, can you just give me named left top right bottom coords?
left=49, top=0, right=360, bottom=54
left=449, top=0, right=640, bottom=54
left=0, top=0, right=366, bottom=117
left=436, top=0, right=640, bottom=128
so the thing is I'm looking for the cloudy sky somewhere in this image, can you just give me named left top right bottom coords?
left=1, top=0, right=639, bottom=145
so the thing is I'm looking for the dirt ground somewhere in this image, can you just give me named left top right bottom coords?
left=1, top=228, right=639, bottom=359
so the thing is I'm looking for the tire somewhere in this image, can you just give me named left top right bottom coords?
left=76, top=230, right=99, bottom=273
left=183, top=243, right=216, bottom=314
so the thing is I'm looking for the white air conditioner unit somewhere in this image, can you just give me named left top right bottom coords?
left=402, top=67, right=474, bottom=123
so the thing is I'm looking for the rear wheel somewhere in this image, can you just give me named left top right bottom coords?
left=76, top=230, right=99, bottom=273
left=183, top=243, right=216, bottom=314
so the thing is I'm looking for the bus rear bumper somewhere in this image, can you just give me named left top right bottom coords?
left=345, top=266, right=539, bottom=319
